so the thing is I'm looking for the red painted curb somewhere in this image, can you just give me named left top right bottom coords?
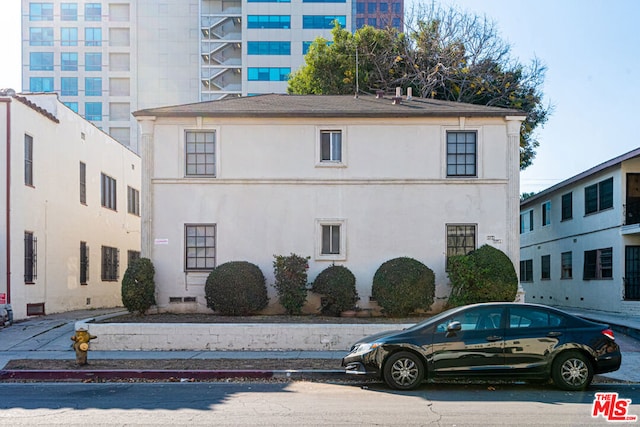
left=0, top=369, right=276, bottom=381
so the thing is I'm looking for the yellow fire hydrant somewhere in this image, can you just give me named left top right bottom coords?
left=71, top=327, right=97, bottom=365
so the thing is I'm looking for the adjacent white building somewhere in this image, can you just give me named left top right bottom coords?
left=0, top=91, right=141, bottom=320
left=134, top=93, right=525, bottom=314
left=520, top=148, right=640, bottom=316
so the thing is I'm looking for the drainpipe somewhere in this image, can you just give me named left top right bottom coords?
left=1, top=97, right=11, bottom=305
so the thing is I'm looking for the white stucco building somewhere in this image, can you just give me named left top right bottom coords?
left=0, top=91, right=141, bottom=320
left=520, top=148, right=640, bottom=316
left=134, top=93, right=525, bottom=314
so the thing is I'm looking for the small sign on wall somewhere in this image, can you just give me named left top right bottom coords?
left=0, top=293, right=6, bottom=304
left=154, top=238, right=169, bottom=245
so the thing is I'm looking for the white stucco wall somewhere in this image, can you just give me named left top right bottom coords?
left=140, top=113, right=520, bottom=314
left=1, top=94, right=141, bottom=320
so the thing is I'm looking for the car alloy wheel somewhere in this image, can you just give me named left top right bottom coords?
left=383, top=351, right=425, bottom=390
left=552, top=351, right=593, bottom=391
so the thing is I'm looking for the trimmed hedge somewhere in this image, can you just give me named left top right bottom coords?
left=447, top=244, right=518, bottom=307
left=372, top=257, right=435, bottom=317
left=312, top=265, right=358, bottom=316
left=205, top=261, right=268, bottom=315
left=121, top=258, right=156, bottom=316
left=273, top=253, right=309, bottom=315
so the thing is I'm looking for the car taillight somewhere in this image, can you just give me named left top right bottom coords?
left=602, top=329, right=615, bottom=340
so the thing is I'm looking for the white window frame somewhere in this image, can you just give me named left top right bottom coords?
left=316, top=126, right=347, bottom=167
left=315, top=219, right=346, bottom=261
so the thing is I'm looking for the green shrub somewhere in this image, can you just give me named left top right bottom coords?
left=121, top=258, right=156, bottom=316
left=447, top=244, right=518, bottom=307
left=312, top=265, right=359, bottom=316
left=205, top=261, right=268, bottom=315
left=371, top=257, right=435, bottom=317
left=273, top=253, right=309, bottom=315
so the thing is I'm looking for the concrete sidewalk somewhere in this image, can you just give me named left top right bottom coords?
left=0, top=306, right=638, bottom=383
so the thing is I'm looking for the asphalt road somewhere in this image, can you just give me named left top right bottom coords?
left=1, top=381, right=638, bottom=426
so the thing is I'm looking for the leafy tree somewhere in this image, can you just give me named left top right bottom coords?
left=288, top=3, right=552, bottom=170
left=520, top=191, right=537, bottom=201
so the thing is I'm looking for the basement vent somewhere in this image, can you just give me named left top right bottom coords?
left=26, top=303, right=45, bottom=316
left=86, top=298, right=91, bottom=305
left=169, top=297, right=183, bottom=303
left=183, top=297, right=197, bottom=303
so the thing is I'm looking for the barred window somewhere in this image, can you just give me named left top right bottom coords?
left=24, top=232, right=37, bottom=283
left=101, top=246, right=119, bottom=281
left=446, top=224, right=476, bottom=268
left=80, top=242, right=89, bottom=284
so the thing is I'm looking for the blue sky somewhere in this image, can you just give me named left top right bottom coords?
left=1, top=0, right=638, bottom=194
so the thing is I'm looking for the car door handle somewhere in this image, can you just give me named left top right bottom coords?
left=547, top=331, right=562, bottom=337
left=486, top=335, right=502, bottom=342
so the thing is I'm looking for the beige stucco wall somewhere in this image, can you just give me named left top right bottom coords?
left=141, top=114, right=520, bottom=314
left=2, top=94, right=141, bottom=320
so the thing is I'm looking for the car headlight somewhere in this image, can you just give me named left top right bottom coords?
left=351, top=342, right=380, bottom=356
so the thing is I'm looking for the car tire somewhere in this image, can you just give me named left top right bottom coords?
left=383, top=351, right=425, bottom=390
left=551, top=351, right=593, bottom=391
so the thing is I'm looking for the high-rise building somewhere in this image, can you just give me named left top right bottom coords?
left=354, top=0, right=403, bottom=30
left=22, top=0, right=403, bottom=151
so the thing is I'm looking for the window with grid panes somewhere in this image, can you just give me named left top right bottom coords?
left=185, top=131, right=216, bottom=176
left=446, top=224, right=476, bottom=269
left=185, top=224, right=216, bottom=270
left=446, top=131, right=477, bottom=177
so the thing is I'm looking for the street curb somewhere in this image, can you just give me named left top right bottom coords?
left=0, top=369, right=348, bottom=382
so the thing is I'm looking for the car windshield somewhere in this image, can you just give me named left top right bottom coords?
left=403, top=305, right=468, bottom=332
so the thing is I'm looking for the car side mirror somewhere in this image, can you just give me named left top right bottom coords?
left=445, top=321, right=462, bottom=337
left=447, top=321, right=462, bottom=332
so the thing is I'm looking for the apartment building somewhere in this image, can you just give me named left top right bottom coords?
left=22, top=0, right=403, bottom=151
left=133, top=93, right=525, bottom=314
left=520, top=148, right=640, bottom=316
left=0, top=91, right=141, bottom=320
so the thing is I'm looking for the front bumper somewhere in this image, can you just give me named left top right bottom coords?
left=342, top=348, right=383, bottom=376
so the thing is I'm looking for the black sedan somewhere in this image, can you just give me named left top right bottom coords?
left=342, top=302, right=621, bottom=390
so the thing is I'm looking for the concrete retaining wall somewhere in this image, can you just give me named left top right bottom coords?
left=82, top=322, right=412, bottom=351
